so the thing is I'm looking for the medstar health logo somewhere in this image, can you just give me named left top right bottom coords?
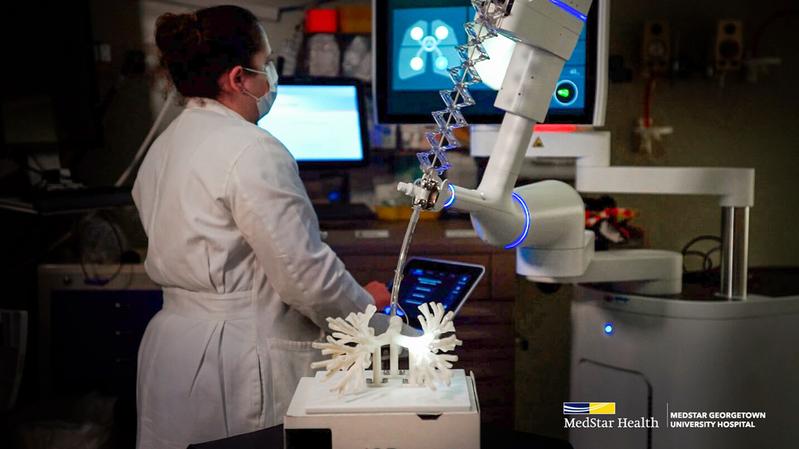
left=563, top=402, right=617, bottom=415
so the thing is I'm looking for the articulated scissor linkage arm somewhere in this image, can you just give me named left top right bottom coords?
left=392, top=0, right=598, bottom=312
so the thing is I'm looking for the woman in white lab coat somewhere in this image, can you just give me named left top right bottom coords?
left=132, top=6, right=390, bottom=448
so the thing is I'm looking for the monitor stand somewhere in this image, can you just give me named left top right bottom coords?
left=301, top=171, right=375, bottom=221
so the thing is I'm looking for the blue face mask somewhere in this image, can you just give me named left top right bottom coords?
left=243, top=61, right=279, bottom=119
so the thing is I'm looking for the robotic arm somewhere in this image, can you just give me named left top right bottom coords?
left=398, top=0, right=751, bottom=298
left=398, top=0, right=595, bottom=277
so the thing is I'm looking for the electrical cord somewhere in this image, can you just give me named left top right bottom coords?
left=78, top=212, right=124, bottom=286
left=115, top=88, right=177, bottom=187
left=681, top=235, right=721, bottom=273
left=704, top=246, right=722, bottom=271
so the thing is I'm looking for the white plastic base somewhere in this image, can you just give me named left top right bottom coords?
left=516, top=231, right=595, bottom=278
left=570, top=287, right=799, bottom=449
left=520, top=246, right=683, bottom=295
left=576, top=166, right=755, bottom=207
left=303, top=370, right=472, bottom=414
left=284, top=370, right=480, bottom=449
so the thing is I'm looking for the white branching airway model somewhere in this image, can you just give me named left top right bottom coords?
left=311, top=303, right=463, bottom=395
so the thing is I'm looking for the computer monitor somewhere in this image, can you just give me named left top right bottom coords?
left=374, top=0, right=607, bottom=125
left=257, top=77, right=369, bottom=168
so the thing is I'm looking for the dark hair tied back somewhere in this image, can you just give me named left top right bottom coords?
left=155, top=5, right=262, bottom=99
left=155, top=13, right=201, bottom=61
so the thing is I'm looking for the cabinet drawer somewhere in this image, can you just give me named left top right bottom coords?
left=50, top=289, right=162, bottom=395
left=457, top=324, right=514, bottom=345
left=456, top=299, right=513, bottom=325
left=491, top=253, right=517, bottom=299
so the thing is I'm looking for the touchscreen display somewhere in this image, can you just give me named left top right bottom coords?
left=384, top=258, right=485, bottom=329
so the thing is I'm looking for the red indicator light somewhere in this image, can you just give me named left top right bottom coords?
left=533, top=124, right=579, bottom=133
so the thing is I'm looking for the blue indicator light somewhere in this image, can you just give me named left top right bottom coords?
left=412, top=269, right=424, bottom=275
left=443, top=184, right=456, bottom=208
left=327, top=191, right=342, bottom=202
left=549, top=0, right=588, bottom=22
left=603, top=322, right=614, bottom=335
left=383, top=306, right=405, bottom=317
left=504, top=193, right=532, bottom=250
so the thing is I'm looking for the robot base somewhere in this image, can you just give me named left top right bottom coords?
left=284, top=370, right=480, bottom=449
left=569, top=285, right=799, bottom=449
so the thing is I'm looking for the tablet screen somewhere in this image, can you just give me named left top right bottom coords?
left=384, top=257, right=485, bottom=329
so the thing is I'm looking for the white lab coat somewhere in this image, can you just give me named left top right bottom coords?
left=132, top=98, right=374, bottom=449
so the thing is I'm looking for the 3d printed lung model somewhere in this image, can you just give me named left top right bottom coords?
left=398, top=20, right=459, bottom=80
left=311, top=303, right=462, bottom=395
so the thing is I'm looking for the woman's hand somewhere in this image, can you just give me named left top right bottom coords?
left=363, top=281, right=391, bottom=311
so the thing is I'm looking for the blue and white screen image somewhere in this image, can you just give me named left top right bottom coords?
left=391, top=5, right=587, bottom=111
left=396, top=266, right=474, bottom=328
left=392, top=7, right=477, bottom=91
left=257, top=85, right=364, bottom=162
